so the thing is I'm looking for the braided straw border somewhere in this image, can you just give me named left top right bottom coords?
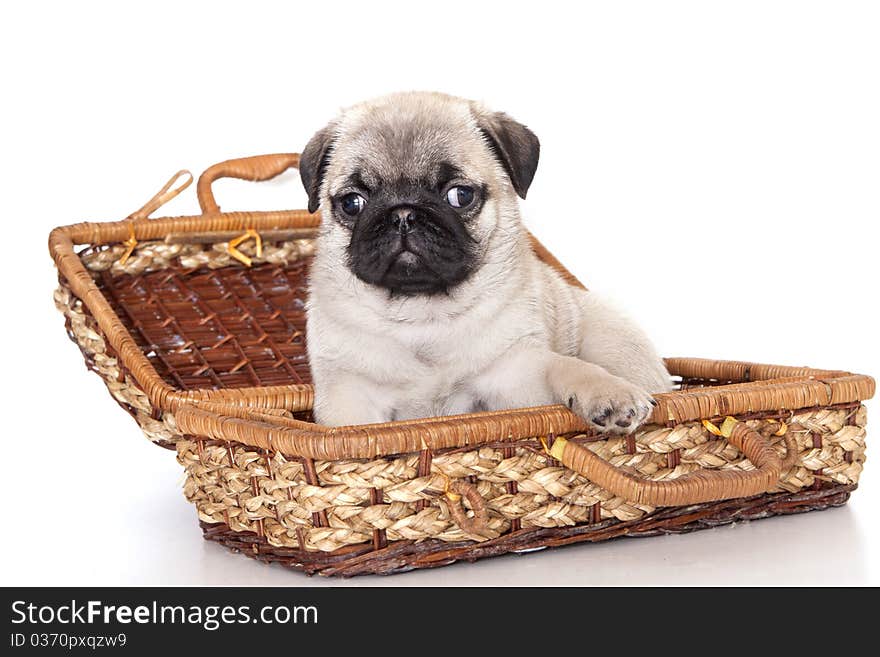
left=176, top=405, right=866, bottom=552
left=200, top=483, right=856, bottom=576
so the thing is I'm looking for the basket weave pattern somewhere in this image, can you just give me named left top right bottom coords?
left=176, top=407, right=866, bottom=553
left=54, top=239, right=317, bottom=444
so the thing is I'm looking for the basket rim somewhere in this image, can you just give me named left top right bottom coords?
left=171, top=380, right=872, bottom=460
left=49, top=155, right=875, bottom=461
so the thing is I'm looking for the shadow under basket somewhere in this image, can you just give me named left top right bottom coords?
left=50, top=153, right=875, bottom=577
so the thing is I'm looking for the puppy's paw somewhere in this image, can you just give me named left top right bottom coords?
left=565, top=374, right=655, bottom=434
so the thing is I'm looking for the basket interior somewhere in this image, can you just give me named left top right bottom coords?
left=95, top=259, right=312, bottom=390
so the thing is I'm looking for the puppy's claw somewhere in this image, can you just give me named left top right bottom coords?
left=590, top=407, right=612, bottom=425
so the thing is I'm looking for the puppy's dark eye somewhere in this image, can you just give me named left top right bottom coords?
left=445, top=186, right=475, bottom=209
left=340, top=193, right=367, bottom=216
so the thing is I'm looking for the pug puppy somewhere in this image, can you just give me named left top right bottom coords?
left=300, top=91, right=671, bottom=431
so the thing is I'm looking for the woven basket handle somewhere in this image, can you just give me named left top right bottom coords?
left=197, top=153, right=301, bottom=214
left=550, top=421, right=796, bottom=506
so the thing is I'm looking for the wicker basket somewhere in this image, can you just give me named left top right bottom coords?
left=50, top=153, right=875, bottom=576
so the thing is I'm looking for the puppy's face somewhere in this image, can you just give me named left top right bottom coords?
left=300, top=92, right=540, bottom=296
left=327, top=133, right=487, bottom=296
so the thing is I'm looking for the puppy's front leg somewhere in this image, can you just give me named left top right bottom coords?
left=477, top=346, right=656, bottom=433
left=312, top=373, right=393, bottom=427
left=577, top=291, right=673, bottom=395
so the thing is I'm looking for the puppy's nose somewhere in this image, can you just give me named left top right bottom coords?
left=390, top=207, right=416, bottom=235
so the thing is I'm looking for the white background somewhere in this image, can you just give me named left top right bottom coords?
left=2, top=1, right=878, bottom=585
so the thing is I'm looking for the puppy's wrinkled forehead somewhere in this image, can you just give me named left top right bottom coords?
left=327, top=95, right=491, bottom=193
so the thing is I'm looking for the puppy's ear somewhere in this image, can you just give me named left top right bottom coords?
left=476, top=111, right=540, bottom=199
left=300, top=122, right=337, bottom=213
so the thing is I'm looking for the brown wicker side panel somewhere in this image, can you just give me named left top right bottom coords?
left=178, top=404, right=866, bottom=575
left=53, top=240, right=320, bottom=446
